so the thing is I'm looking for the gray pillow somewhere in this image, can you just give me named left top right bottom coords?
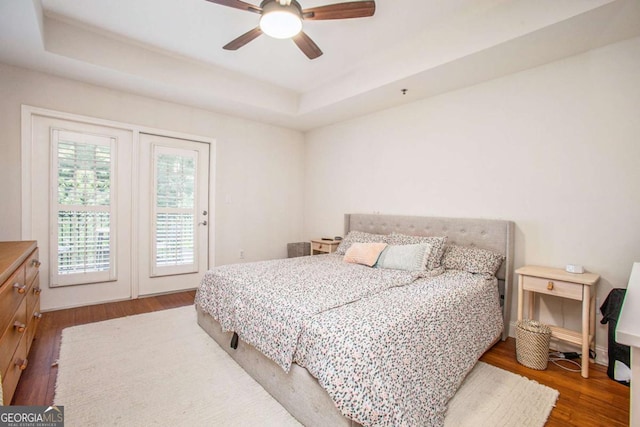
left=375, top=243, right=432, bottom=271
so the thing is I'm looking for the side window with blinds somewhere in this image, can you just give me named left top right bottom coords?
left=151, top=145, right=198, bottom=276
left=50, top=129, right=117, bottom=287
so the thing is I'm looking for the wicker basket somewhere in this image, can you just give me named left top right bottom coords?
left=516, top=319, right=552, bottom=370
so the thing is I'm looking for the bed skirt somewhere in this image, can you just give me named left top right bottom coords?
left=196, top=304, right=362, bottom=427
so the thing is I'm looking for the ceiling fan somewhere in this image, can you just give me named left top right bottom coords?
left=205, top=0, right=376, bottom=60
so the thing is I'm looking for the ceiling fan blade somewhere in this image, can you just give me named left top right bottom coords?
left=292, top=31, right=323, bottom=59
left=223, top=27, right=263, bottom=50
left=302, top=1, right=375, bottom=20
left=204, top=0, right=262, bottom=14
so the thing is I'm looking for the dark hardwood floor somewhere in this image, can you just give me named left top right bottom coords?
left=12, top=290, right=630, bottom=426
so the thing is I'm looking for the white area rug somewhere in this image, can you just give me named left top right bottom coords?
left=445, top=359, right=559, bottom=427
left=54, top=306, right=558, bottom=426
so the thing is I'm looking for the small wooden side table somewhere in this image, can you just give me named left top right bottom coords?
left=310, top=239, right=340, bottom=255
left=516, top=265, right=600, bottom=378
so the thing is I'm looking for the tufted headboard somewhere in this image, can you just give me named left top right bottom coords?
left=344, top=213, right=515, bottom=340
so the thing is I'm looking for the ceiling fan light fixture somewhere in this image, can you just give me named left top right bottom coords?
left=259, top=2, right=303, bottom=39
left=209, top=0, right=376, bottom=59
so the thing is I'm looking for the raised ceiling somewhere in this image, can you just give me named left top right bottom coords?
left=0, top=0, right=639, bottom=130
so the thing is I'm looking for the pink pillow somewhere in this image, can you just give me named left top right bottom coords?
left=343, top=242, right=388, bottom=267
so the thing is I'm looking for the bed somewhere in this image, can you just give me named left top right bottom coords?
left=196, top=214, right=514, bottom=426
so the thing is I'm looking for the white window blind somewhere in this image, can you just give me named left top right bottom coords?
left=152, top=146, right=198, bottom=276
left=50, top=129, right=117, bottom=286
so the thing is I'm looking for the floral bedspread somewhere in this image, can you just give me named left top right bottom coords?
left=196, top=256, right=503, bottom=426
left=293, top=269, right=503, bottom=426
left=195, top=254, right=422, bottom=371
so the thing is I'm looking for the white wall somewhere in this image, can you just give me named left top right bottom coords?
left=303, top=36, right=640, bottom=355
left=1, top=34, right=638, bottom=356
left=0, top=62, right=305, bottom=274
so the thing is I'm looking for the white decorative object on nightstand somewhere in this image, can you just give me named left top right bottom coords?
left=310, top=239, right=340, bottom=255
left=516, top=265, right=600, bottom=378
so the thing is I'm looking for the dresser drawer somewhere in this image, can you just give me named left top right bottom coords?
left=25, top=248, right=40, bottom=287
left=522, top=275, right=583, bottom=301
left=26, top=273, right=41, bottom=319
left=0, top=298, right=27, bottom=380
left=1, top=332, right=28, bottom=405
left=26, top=296, right=41, bottom=355
left=0, top=265, right=27, bottom=330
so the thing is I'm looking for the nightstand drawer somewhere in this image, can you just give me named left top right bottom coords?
left=522, top=275, right=583, bottom=301
left=311, top=241, right=327, bottom=252
left=310, top=239, right=340, bottom=255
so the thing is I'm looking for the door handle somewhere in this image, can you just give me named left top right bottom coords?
left=198, top=220, right=208, bottom=226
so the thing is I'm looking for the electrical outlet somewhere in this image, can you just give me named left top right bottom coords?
left=239, top=250, right=244, bottom=259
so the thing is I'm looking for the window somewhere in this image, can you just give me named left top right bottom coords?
left=151, top=145, right=199, bottom=276
left=50, top=129, right=117, bottom=286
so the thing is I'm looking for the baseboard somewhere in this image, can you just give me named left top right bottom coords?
left=507, top=321, right=608, bottom=367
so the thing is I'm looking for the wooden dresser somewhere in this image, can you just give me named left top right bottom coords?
left=0, top=241, right=41, bottom=404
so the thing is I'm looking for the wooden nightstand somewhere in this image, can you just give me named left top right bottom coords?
left=310, top=239, right=340, bottom=255
left=516, top=265, right=600, bottom=378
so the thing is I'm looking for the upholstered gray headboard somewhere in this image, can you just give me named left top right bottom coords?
left=345, top=213, right=515, bottom=340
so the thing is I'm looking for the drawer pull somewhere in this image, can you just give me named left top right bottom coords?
left=34, top=287, right=42, bottom=295
left=14, top=321, right=26, bottom=333
left=15, top=358, right=28, bottom=371
left=34, top=312, right=43, bottom=319
left=547, top=281, right=554, bottom=291
left=13, top=283, right=27, bottom=294
left=31, top=259, right=42, bottom=268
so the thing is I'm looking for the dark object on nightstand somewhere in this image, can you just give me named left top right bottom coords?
left=600, top=288, right=630, bottom=386
left=287, top=242, right=311, bottom=258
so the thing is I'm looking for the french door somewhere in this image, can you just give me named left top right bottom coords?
left=29, top=116, right=134, bottom=308
left=137, top=133, right=209, bottom=296
left=24, top=109, right=211, bottom=309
